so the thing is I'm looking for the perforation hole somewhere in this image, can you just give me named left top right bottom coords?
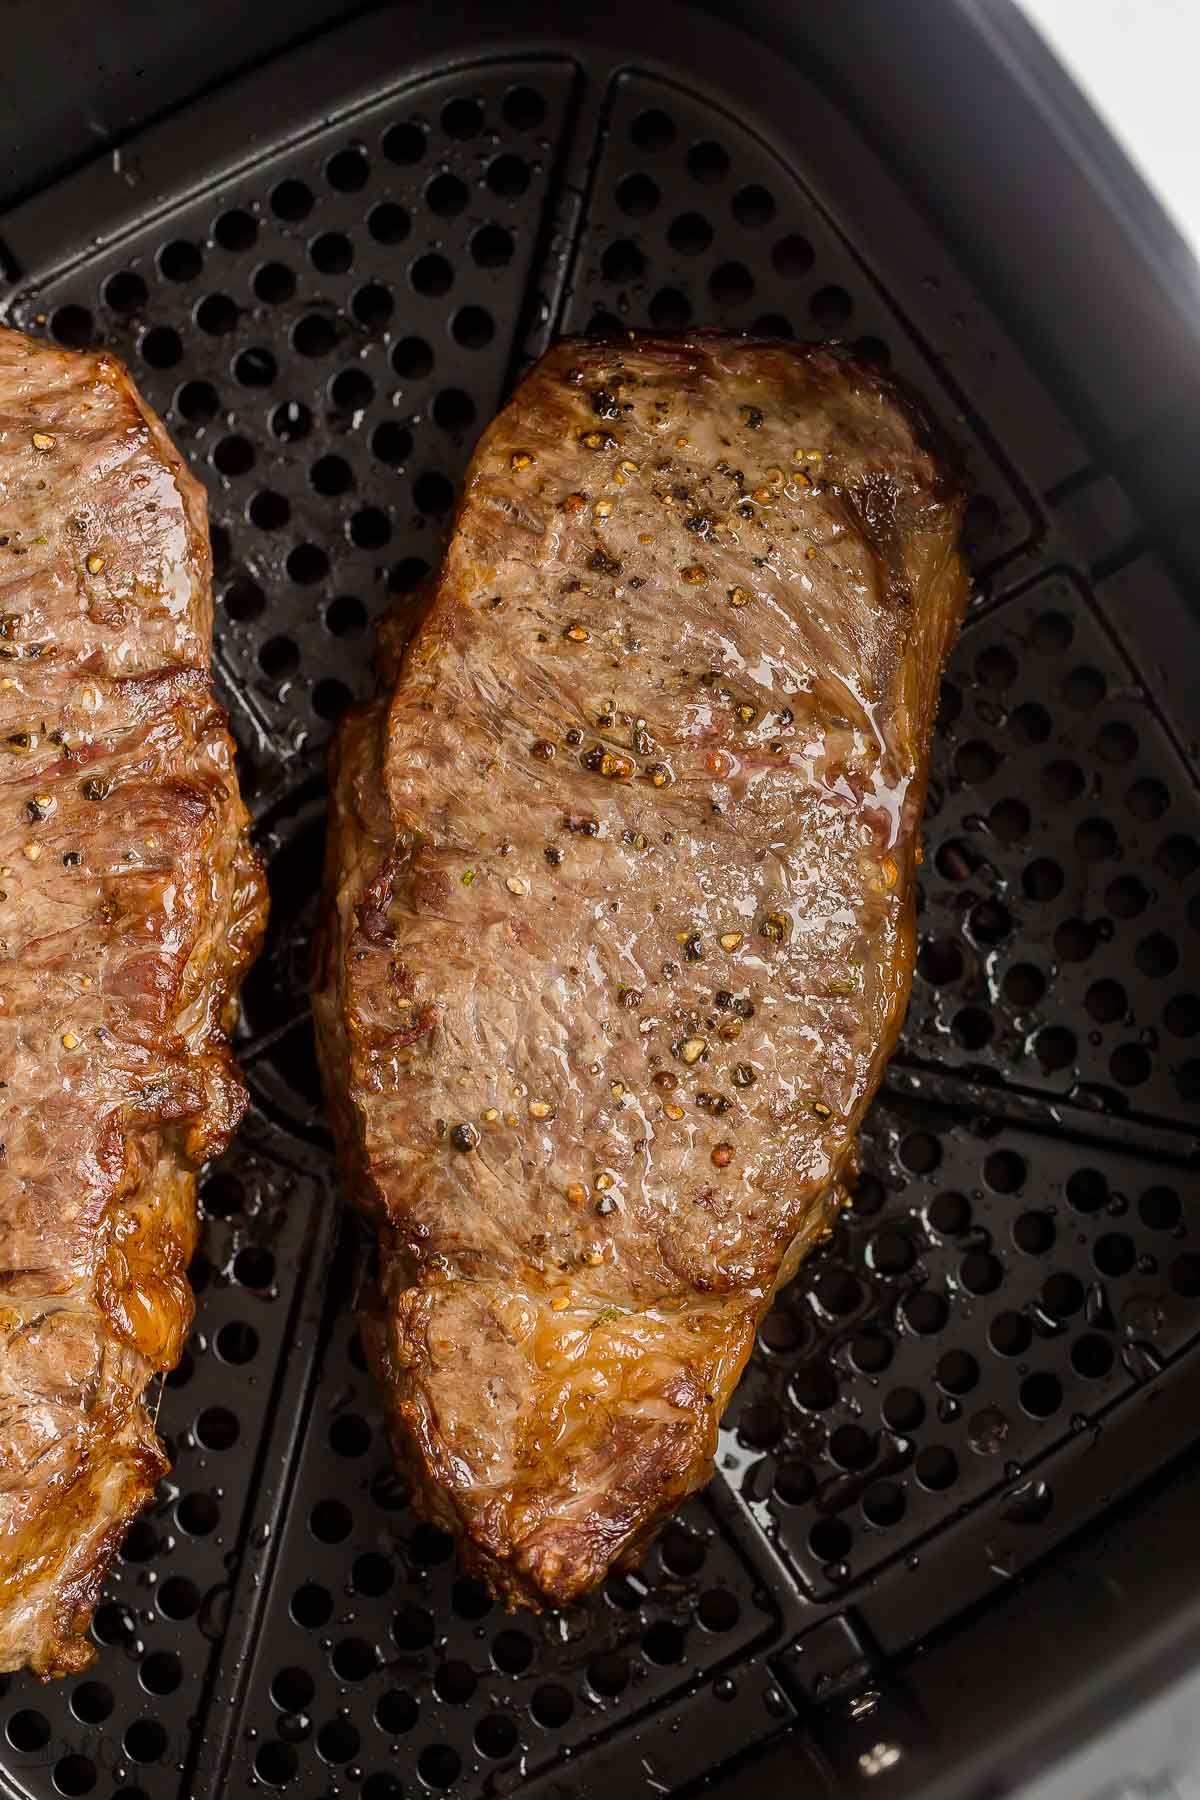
left=730, top=225, right=788, bottom=281
left=1004, top=963, right=1046, bottom=1007
left=177, top=1491, right=218, bottom=1536
left=141, top=325, right=183, bottom=368
left=216, top=1319, right=258, bottom=1363
left=8, top=1709, right=50, bottom=1751
left=327, top=146, right=369, bottom=192
left=928, top=1191, right=971, bottom=1236
left=660, top=1523, right=707, bottom=1576
left=650, top=287, right=691, bottom=327
left=248, top=490, right=289, bottom=532
left=918, top=938, right=964, bottom=985
left=953, top=1007, right=994, bottom=1051
left=619, top=1614, right=674, bottom=1667
left=368, top=201, right=410, bottom=245
left=1094, top=1232, right=1135, bottom=1277
left=531, top=1682, right=573, bottom=1727
left=327, top=595, right=368, bottom=637
left=1072, top=1334, right=1114, bottom=1378
left=1020, top=1372, right=1063, bottom=1417
left=476, top=1714, right=519, bottom=1758
left=862, top=1482, right=905, bottom=1527
left=1166, top=994, right=1200, bottom=1037
left=500, top=83, right=544, bottom=129
left=774, top=1461, right=816, bottom=1506
left=808, top=1517, right=852, bottom=1562
left=989, top=1311, right=1033, bottom=1357
left=471, top=223, right=514, bottom=268
left=269, top=179, right=313, bottom=221
left=669, top=211, right=713, bottom=254
left=617, top=173, right=660, bottom=216
left=1013, top=1211, right=1055, bottom=1255
left=829, top=1424, right=876, bottom=1469
left=414, top=470, right=455, bottom=514
left=353, top=283, right=393, bottom=330
left=1111, top=1043, right=1151, bottom=1087
left=1172, top=1255, right=1200, bottom=1297
left=104, top=269, right=149, bottom=314
left=311, top=231, right=353, bottom=274
left=317, top=1718, right=360, bottom=1765
left=487, top=153, right=530, bottom=198
left=1128, top=777, right=1169, bottom=821
left=214, top=435, right=254, bottom=477
left=293, top=313, right=337, bottom=356
left=124, top=1720, right=167, bottom=1764
left=383, top=120, right=426, bottom=163
left=492, top=1627, right=534, bottom=1674
left=1055, top=919, right=1095, bottom=964
left=289, top=543, right=331, bottom=587
left=915, top=1446, right=957, bottom=1490
left=687, top=139, right=729, bottom=182
left=811, top=285, right=853, bottom=328
left=271, top=399, right=311, bottom=441
left=452, top=304, right=494, bottom=348
left=710, top=261, right=754, bottom=305
left=234, top=1243, right=276, bottom=1286
left=1036, top=1026, right=1077, bottom=1072
left=1107, top=875, right=1149, bottom=918
left=160, top=239, right=203, bottom=281
left=1010, top=701, right=1051, bottom=745
left=121, top=1519, right=158, bottom=1562
left=1042, top=1272, right=1085, bottom=1317
left=329, top=370, right=370, bottom=415
left=432, top=387, right=476, bottom=431
left=53, top=1757, right=97, bottom=1796
left=960, top=1252, right=1002, bottom=1295
left=851, top=1330, right=893, bottom=1372
left=292, top=1583, right=332, bottom=1629
left=254, top=260, right=295, bottom=303
left=731, top=183, right=775, bottom=226
left=883, top=1387, right=924, bottom=1433
left=1140, top=1185, right=1181, bottom=1230
left=310, top=1498, right=352, bottom=1542
left=1067, top=1167, right=1108, bottom=1213
left=254, top=1742, right=297, bottom=1788
left=140, top=1651, right=182, bottom=1696
left=71, top=1681, right=114, bottom=1724
left=375, top=1689, right=419, bottom=1733
left=632, top=107, right=676, bottom=151
left=196, top=1405, right=238, bottom=1450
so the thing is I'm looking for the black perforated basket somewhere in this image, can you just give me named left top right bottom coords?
left=1, top=4, right=1199, bottom=1797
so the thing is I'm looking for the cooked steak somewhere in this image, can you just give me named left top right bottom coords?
left=0, top=326, right=266, bottom=1675
left=314, top=332, right=968, bottom=1606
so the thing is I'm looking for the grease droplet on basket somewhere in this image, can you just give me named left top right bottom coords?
left=968, top=1407, right=1009, bottom=1456
left=1002, top=1479, right=1053, bottom=1525
left=1122, top=1340, right=1165, bottom=1382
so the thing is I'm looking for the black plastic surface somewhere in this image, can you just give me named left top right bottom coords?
left=0, top=5, right=1197, bottom=1798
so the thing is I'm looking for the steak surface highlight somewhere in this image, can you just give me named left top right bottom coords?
left=0, top=326, right=266, bottom=1674
left=314, top=332, right=968, bottom=1606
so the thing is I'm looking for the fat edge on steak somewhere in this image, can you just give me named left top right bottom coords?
left=315, top=332, right=969, bottom=1607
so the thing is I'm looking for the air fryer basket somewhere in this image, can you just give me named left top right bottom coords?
left=0, top=5, right=1197, bottom=1797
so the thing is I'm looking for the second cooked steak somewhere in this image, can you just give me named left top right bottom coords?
left=0, top=326, right=266, bottom=1674
left=314, top=332, right=968, bottom=1606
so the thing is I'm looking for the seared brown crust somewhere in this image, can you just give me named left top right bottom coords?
left=0, top=327, right=266, bottom=1674
left=314, top=332, right=968, bottom=1606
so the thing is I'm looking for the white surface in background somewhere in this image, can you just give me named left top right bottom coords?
left=1021, top=0, right=1200, bottom=253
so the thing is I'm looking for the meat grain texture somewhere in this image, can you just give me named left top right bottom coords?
left=315, top=332, right=968, bottom=1606
left=0, top=327, right=266, bottom=1674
